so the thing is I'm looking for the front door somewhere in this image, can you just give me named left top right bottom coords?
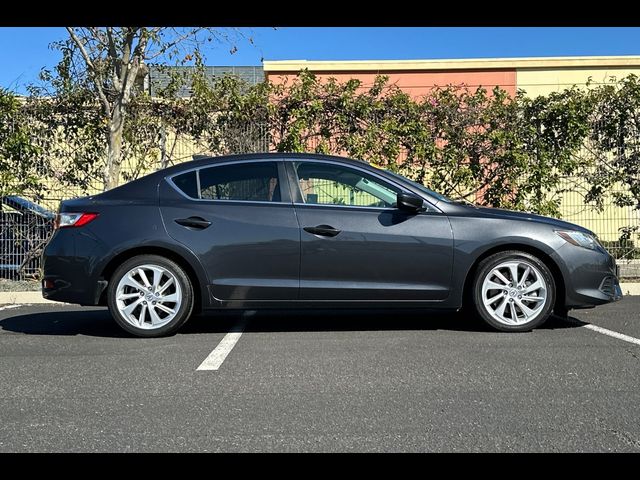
left=288, top=160, right=453, bottom=301
left=160, top=160, right=300, bottom=302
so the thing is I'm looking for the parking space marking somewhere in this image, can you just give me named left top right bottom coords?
left=0, top=304, right=23, bottom=311
left=196, top=321, right=246, bottom=371
left=582, top=323, right=640, bottom=347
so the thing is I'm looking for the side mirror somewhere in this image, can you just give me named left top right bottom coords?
left=396, top=192, right=424, bottom=213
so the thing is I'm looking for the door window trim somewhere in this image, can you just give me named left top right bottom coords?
left=165, top=159, right=292, bottom=205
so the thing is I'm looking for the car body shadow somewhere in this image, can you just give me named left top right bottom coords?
left=0, top=306, right=587, bottom=338
left=0, top=308, right=130, bottom=338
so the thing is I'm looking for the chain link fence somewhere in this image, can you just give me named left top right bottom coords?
left=2, top=122, right=640, bottom=282
left=556, top=170, right=640, bottom=279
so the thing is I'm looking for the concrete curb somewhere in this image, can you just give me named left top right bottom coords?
left=0, top=291, right=57, bottom=305
left=620, top=283, right=640, bottom=296
left=2, top=283, right=640, bottom=306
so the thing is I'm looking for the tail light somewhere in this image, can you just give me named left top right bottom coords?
left=54, top=212, right=99, bottom=229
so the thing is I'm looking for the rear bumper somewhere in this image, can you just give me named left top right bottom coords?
left=41, top=230, right=106, bottom=305
left=42, top=275, right=106, bottom=305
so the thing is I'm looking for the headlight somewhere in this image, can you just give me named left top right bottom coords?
left=555, top=230, right=599, bottom=250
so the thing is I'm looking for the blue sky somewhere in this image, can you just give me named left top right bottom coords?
left=2, top=27, right=640, bottom=93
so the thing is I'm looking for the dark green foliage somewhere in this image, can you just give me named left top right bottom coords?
left=5, top=65, right=640, bottom=235
left=0, top=89, right=43, bottom=196
left=269, top=70, right=595, bottom=217
left=585, top=74, right=640, bottom=211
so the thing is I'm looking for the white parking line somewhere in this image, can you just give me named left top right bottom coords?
left=197, top=322, right=246, bottom=371
left=582, top=323, right=640, bottom=347
left=0, top=304, right=23, bottom=311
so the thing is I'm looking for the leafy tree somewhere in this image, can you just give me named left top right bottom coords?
left=24, top=55, right=106, bottom=195
left=38, top=27, right=242, bottom=190
left=585, top=74, right=640, bottom=211
left=580, top=74, right=640, bottom=249
left=268, top=70, right=594, bottom=216
left=8, top=58, right=637, bottom=226
left=160, top=61, right=271, bottom=156
left=0, top=89, right=42, bottom=197
left=513, top=87, right=595, bottom=215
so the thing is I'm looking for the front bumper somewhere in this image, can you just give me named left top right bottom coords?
left=552, top=244, right=623, bottom=309
left=598, top=274, right=623, bottom=301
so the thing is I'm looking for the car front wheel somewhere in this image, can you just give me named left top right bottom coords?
left=107, top=254, right=194, bottom=337
left=473, top=250, right=555, bottom=332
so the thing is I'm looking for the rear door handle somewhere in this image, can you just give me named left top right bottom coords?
left=175, top=217, right=212, bottom=230
left=303, top=224, right=341, bottom=237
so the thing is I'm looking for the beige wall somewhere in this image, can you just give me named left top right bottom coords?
left=516, top=66, right=640, bottom=97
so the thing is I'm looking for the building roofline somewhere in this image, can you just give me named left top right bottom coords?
left=263, top=55, right=640, bottom=72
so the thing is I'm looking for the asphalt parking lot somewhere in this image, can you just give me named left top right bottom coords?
left=0, top=298, right=639, bottom=452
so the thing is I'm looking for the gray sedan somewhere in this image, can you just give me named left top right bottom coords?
left=41, top=153, right=622, bottom=337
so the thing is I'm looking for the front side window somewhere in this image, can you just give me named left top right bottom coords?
left=197, top=162, right=281, bottom=202
left=294, top=162, right=400, bottom=208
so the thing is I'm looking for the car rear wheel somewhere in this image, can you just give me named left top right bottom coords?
left=107, top=254, right=194, bottom=337
left=473, top=251, right=555, bottom=332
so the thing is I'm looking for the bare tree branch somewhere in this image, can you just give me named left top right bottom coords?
left=66, top=27, right=96, bottom=71
left=66, top=27, right=111, bottom=117
left=144, top=27, right=204, bottom=61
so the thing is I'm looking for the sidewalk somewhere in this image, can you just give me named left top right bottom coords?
left=2, top=283, right=640, bottom=305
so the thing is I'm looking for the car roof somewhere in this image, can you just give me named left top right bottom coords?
left=159, top=152, right=371, bottom=176
left=97, top=153, right=380, bottom=201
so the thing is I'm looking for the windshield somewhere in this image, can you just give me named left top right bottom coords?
left=383, top=170, right=453, bottom=203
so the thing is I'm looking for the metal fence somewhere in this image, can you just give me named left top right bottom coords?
left=0, top=199, right=52, bottom=279
left=555, top=170, right=640, bottom=279
left=2, top=124, right=640, bottom=282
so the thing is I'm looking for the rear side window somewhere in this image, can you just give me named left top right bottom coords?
left=172, top=171, right=199, bottom=199
left=199, top=162, right=281, bottom=202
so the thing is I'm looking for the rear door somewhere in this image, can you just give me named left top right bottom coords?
left=159, top=159, right=300, bottom=302
left=287, top=159, right=454, bottom=301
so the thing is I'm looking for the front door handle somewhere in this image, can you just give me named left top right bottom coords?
left=303, top=224, right=341, bottom=237
left=175, top=217, right=212, bottom=230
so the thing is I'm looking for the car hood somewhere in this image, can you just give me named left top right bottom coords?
left=462, top=205, right=593, bottom=234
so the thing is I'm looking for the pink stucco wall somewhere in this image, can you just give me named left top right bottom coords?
left=266, top=69, right=517, bottom=98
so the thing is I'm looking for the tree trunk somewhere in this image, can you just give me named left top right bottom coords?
left=104, top=103, right=124, bottom=191
left=159, top=126, right=168, bottom=170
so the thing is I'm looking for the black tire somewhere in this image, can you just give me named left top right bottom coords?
left=107, top=254, right=194, bottom=337
left=472, top=250, right=555, bottom=332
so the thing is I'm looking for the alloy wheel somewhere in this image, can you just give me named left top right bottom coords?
left=480, top=260, right=547, bottom=326
left=114, top=264, right=182, bottom=330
